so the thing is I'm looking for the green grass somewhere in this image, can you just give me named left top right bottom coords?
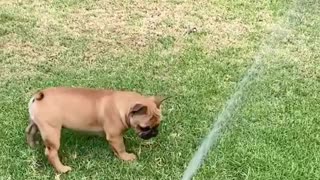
left=197, top=0, right=320, bottom=179
left=0, top=0, right=319, bottom=179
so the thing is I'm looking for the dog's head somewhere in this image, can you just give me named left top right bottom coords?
left=128, top=96, right=168, bottom=140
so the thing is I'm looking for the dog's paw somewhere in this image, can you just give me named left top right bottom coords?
left=57, top=165, right=72, bottom=173
left=120, top=153, right=137, bottom=161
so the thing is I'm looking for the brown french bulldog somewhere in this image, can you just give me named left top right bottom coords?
left=25, top=87, right=167, bottom=173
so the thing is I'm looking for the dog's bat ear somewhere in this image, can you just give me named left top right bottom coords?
left=131, top=103, right=148, bottom=115
left=150, top=96, right=170, bottom=108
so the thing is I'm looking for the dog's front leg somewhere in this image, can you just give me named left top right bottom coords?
left=106, top=135, right=137, bottom=161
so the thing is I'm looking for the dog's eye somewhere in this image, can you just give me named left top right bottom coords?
left=140, top=126, right=150, bottom=131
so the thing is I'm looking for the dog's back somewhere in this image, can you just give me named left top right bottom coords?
left=29, top=87, right=115, bottom=131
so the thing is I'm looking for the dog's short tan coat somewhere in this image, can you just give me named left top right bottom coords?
left=26, top=87, right=166, bottom=173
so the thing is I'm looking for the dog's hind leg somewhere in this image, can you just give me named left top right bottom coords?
left=26, top=96, right=39, bottom=148
left=40, top=126, right=72, bottom=173
left=25, top=120, right=39, bottom=148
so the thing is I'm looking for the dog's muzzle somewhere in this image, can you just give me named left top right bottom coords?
left=139, top=128, right=159, bottom=140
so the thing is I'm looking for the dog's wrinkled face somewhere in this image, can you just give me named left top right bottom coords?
left=128, top=96, right=167, bottom=140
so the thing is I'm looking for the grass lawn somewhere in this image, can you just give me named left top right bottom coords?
left=0, top=0, right=319, bottom=179
left=197, top=0, right=320, bottom=179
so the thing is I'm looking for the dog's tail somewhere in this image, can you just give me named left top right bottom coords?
left=28, top=91, right=44, bottom=111
left=34, top=91, right=44, bottom=101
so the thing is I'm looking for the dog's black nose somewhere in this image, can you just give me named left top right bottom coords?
left=151, top=128, right=158, bottom=137
left=140, top=132, right=153, bottom=140
left=139, top=128, right=159, bottom=140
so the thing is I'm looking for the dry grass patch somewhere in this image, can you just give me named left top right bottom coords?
left=64, top=0, right=252, bottom=54
left=0, top=0, right=274, bottom=82
left=0, top=0, right=264, bottom=62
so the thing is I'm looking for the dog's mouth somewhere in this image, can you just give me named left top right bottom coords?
left=138, top=125, right=159, bottom=140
